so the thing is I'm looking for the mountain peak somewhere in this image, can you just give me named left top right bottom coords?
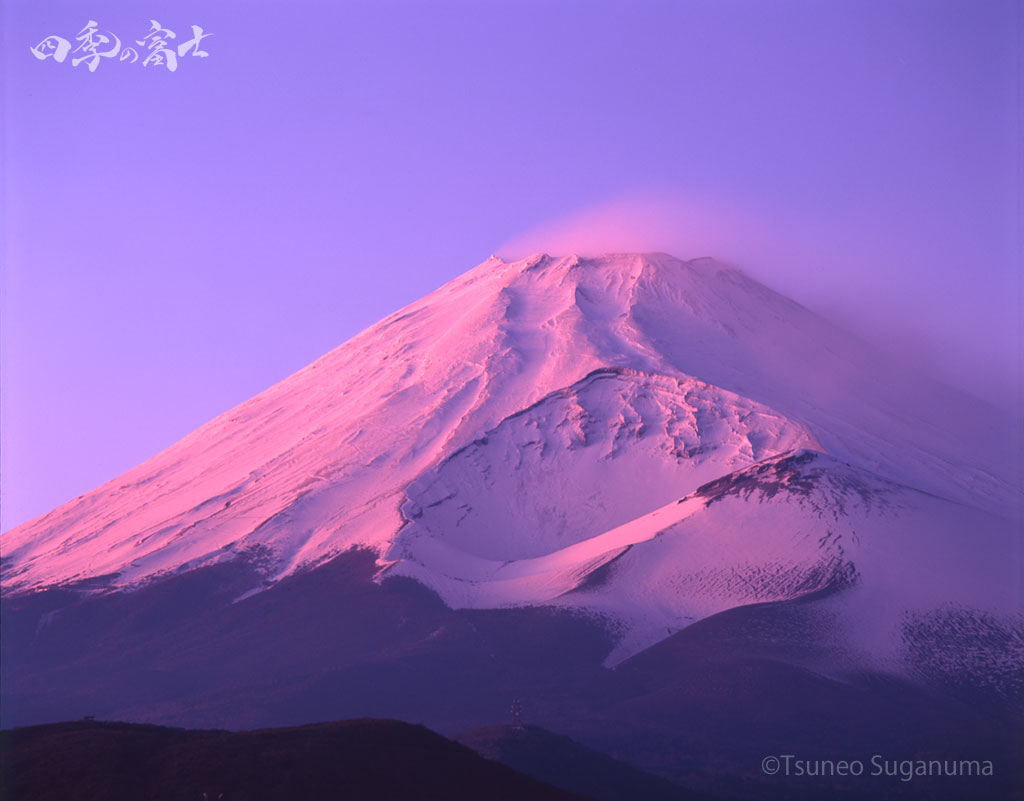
left=2, top=251, right=1013, bottom=607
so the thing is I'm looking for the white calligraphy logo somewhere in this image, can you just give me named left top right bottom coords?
left=31, top=20, right=212, bottom=72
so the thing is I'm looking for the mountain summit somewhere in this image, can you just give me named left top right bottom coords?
left=2, top=253, right=1018, bottom=668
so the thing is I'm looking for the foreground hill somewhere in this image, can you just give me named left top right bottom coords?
left=0, top=719, right=590, bottom=801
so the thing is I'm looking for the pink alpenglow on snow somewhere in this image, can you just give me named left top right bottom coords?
left=2, top=253, right=1019, bottom=679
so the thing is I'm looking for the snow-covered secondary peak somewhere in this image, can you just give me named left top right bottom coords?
left=1, top=252, right=1016, bottom=640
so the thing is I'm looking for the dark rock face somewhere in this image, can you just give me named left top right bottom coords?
left=693, top=449, right=893, bottom=514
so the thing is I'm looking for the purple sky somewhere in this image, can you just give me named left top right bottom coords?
left=2, top=0, right=1019, bottom=531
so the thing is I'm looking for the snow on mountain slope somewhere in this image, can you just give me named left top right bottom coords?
left=1, top=250, right=1016, bottom=653
left=388, top=447, right=1022, bottom=667
left=390, top=367, right=818, bottom=564
left=568, top=449, right=1023, bottom=670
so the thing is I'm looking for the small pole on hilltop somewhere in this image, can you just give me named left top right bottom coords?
left=510, top=698, right=523, bottom=729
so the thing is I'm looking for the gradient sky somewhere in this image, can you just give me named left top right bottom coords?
left=2, top=0, right=1020, bottom=531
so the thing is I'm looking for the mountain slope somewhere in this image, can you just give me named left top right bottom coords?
left=2, top=252, right=1019, bottom=683
left=4, top=545, right=1020, bottom=799
left=389, top=446, right=1021, bottom=669
left=2, top=253, right=1013, bottom=600
left=455, top=724, right=712, bottom=801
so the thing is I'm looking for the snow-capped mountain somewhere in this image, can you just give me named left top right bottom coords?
left=2, top=252, right=1019, bottom=675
